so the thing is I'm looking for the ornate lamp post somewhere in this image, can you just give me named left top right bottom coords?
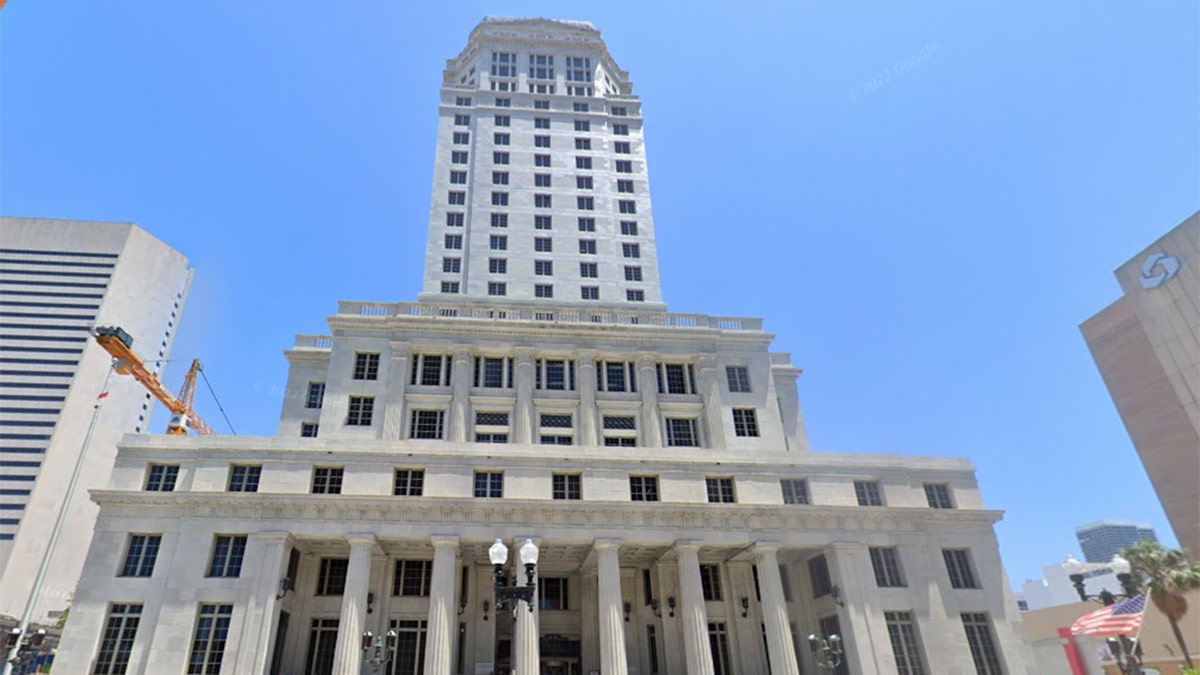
left=1063, top=555, right=1142, bottom=675
left=807, top=633, right=843, bottom=671
left=489, top=538, right=539, bottom=614
left=360, top=630, right=398, bottom=674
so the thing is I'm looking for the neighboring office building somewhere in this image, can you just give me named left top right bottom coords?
left=1081, top=211, right=1200, bottom=559
left=55, top=18, right=1036, bottom=675
left=1017, top=557, right=1133, bottom=613
left=1075, top=520, right=1157, bottom=564
left=0, top=217, right=193, bottom=625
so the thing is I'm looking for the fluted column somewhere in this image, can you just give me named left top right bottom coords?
left=755, top=544, right=800, bottom=675
left=596, top=539, right=628, bottom=675
left=332, top=535, right=375, bottom=675
left=697, top=356, right=726, bottom=449
left=675, top=541, right=715, bottom=675
left=513, top=349, right=535, bottom=444
left=381, top=341, right=410, bottom=439
left=513, top=539, right=540, bottom=675
left=577, top=351, right=598, bottom=446
left=235, top=531, right=290, bottom=673
left=636, top=355, right=662, bottom=447
left=424, top=536, right=460, bottom=675
left=447, top=346, right=472, bottom=442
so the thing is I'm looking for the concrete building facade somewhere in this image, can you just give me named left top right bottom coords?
left=1074, top=520, right=1157, bottom=564
left=54, top=18, right=1035, bottom=675
left=0, top=217, right=193, bottom=624
left=1081, top=211, right=1200, bottom=558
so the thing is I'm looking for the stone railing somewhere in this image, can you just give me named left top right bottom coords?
left=293, top=334, right=333, bottom=350
left=335, top=301, right=763, bottom=331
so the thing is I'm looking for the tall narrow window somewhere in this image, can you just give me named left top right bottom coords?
left=305, top=618, right=339, bottom=675
left=943, top=549, right=980, bottom=589
left=186, top=604, right=233, bottom=675
left=306, top=382, right=326, bottom=409
left=726, top=366, right=751, bottom=392
left=207, top=535, right=248, bottom=578
left=93, top=603, right=142, bottom=675
left=808, top=555, right=832, bottom=597
left=962, top=613, right=1005, bottom=675
left=885, top=611, right=927, bottom=675
left=316, top=558, right=350, bottom=595
left=869, top=547, right=906, bottom=587
left=707, top=622, right=733, bottom=675
left=699, top=564, right=723, bottom=600
left=120, top=534, right=161, bottom=577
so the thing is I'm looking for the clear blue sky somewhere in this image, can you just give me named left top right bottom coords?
left=3, top=1, right=1196, bottom=588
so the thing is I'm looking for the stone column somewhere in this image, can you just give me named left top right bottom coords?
left=513, top=349, right=535, bottom=444
left=827, top=543, right=883, bottom=675
left=424, top=536, right=460, bottom=675
left=513, top=540, right=540, bottom=675
left=579, top=572, right=600, bottom=674
left=235, top=531, right=290, bottom=673
left=577, top=350, right=598, bottom=446
left=755, top=544, right=800, bottom=675
left=697, top=356, right=726, bottom=449
left=332, top=534, right=376, bottom=675
left=381, top=341, right=410, bottom=439
left=596, top=539, right=628, bottom=675
left=636, top=355, right=662, bottom=447
left=675, top=541, right=715, bottom=675
left=447, top=346, right=472, bottom=442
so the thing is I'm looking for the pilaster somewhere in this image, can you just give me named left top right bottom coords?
left=381, top=341, right=410, bottom=439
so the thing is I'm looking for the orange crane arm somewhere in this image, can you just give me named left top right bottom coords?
left=92, top=326, right=215, bottom=435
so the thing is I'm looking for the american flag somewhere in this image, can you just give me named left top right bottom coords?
left=1070, top=594, right=1146, bottom=636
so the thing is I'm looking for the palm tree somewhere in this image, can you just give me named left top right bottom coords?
left=1122, top=540, right=1200, bottom=670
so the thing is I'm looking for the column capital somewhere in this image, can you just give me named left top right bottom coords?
left=577, top=349, right=597, bottom=362
left=345, top=533, right=378, bottom=550
left=515, top=347, right=536, bottom=361
left=254, top=530, right=292, bottom=544
left=695, top=354, right=719, bottom=370
left=674, top=539, right=703, bottom=554
left=635, top=353, right=657, bottom=368
left=431, top=535, right=460, bottom=549
left=388, top=341, right=410, bottom=355
left=593, top=538, right=622, bottom=551
left=753, top=541, right=782, bottom=555
left=453, top=345, right=473, bottom=360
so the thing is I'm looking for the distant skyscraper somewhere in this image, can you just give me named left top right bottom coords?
left=1075, top=520, right=1159, bottom=563
left=1081, top=211, right=1199, bottom=558
left=0, top=217, right=193, bottom=624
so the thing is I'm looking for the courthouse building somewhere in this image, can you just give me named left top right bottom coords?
left=56, top=18, right=1035, bottom=675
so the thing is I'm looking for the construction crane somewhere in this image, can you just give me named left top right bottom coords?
left=92, top=326, right=215, bottom=436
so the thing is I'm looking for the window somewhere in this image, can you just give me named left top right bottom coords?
left=567, top=57, right=591, bottom=82
left=537, top=361, right=575, bottom=391
left=537, top=577, right=570, bottom=610
left=665, top=418, right=699, bottom=447
left=312, top=467, right=344, bottom=494
left=444, top=234, right=463, bottom=249
left=410, top=410, right=445, bottom=439
left=535, top=154, right=551, bottom=167
left=535, top=260, right=554, bottom=278
left=475, top=411, right=509, bottom=426
left=573, top=101, right=590, bottom=112
left=490, top=52, right=516, bottom=77
left=535, top=284, right=554, bottom=298
left=455, top=96, right=472, bottom=106
left=731, top=408, right=759, bottom=437
left=393, top=560, right=434, bottom=596
left=474, top=471, right=503, bottom=498
left=491, top=191, right=509, bottom=206
left=412, top=354, right=451, bottom=386
left=490, top=235, right=508, bottom=250
left=578, top=217, right=596, bottom=231
left=474, top=357, right=512, bottom=388
left=145, top=463, right=178, bottom=492
left=630, top=475, right=659, bottom=502
left=579, top=262, right=598, bottom=278
left=451, top=151, right=468, bottom=164
left=599, top=362, right=637, bottom=393
left=962, top=613, right=1004, bottom=675
left=495, top=97, right=511, bottom=107
left=186, top=604, right=233, bottom=675
left=494, top=114, right=510, bottom=127
left=620, top=220, right=638, bottom=235
left=452, top=132, right=469, bottom=145
left=475, top=433, right=508, bottom=444
left=228, top=465, right=261, bottom=493
left=492, top=171, right=508, bottom=185
left=450, top=170, right=467, bottom=184
left=943, top=549, right=979, bottom=589
left=494, top=151, right=509, bottom=164
left=574, top=119, right=590, bottom=132
left=488, top=282, right=507, bottom=296
left=614, top=141, right=631, bottom=154
left=623, top=242, right=641, bottom=258
left=623, top=266, right=643, bottom=282
left=617, top=179, right=634, bottom=193
left=207, top=535, right=247, bottom=578
left=699, top=564, right=723, bottom=600
left=353, top=352, right=380, bottom=380
left=439, top=282, right=459, bottom=295
left=93, top=603, right=142, bottom=675
left=489, top=258, right=507, bottom=274
left=579, top=239, right=597, bottom=254
left=612, top=106, right=627, bottom=116
left=781, top=479, right=809, bottom=504
left=534, top=99, right=550, bottom=110
left=726, top=366, right=751, bottom=393
left=705, top=477, right=735, bottom=503
left=854, top=480, right=884, bottom=506
left=305, top=618, right=338, bottom=674
left=552, top=473, right=581, bottom=500
left=818, top=615, right=850, bottom=675
left=535, top=237, right=553, bottom=252
left=613, top=123, right=630, bottom=135
left=393, top=469, right=425, bottom=496
left=300, top=383, right=326, bottom=412
left=535, top=117, right=550, bottom=129
left=708, top=622, right=733, bottom=675
left=347, top=396, right=374, bottom=426
left=446, top=212, right=464, bottom=227
left=575, top=156, right=592, bottom=169
left=120, top=534, right=161, bottom=577
left=535, top=174, right=552, bottom=188
left=576, top=175, right=594, bottom=189
left=535, top=135, right=551, bottom=148
left=618, top=199, right=637, bottom=214
left=316, top=558, right=349, bottom=595
left=443, top=257, right=461, bottom=273
left=577, top=196, right=594, bottom=210
left=616, top=160, right=633, bottom=173
left=659, top=363, right=696, bottom=394
left=580, top=286, right=599, bottom=300
left=924, top=483, right=954, bottom=509
left=869, top=547, right=906, bottom=587
left=490, top=213, right=508, bottom=228
left=885, top=611, right=927, bottom=675
left=808, top=555, right=833, bottom=597
left=535, top=194, right=552, bottom=208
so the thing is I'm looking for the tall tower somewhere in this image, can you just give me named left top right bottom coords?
left=420, top=18, right=664, bottom=310
left=1075, top=520, right=1159, bottom=563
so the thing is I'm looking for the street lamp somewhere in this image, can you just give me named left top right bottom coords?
left=1064, top=555, right=1142, bottom=675
left=360, top=630, right=397, bottom=674
left=807, top=633, right=843, bottom=671
left=489, top=538, right=539, bottom=615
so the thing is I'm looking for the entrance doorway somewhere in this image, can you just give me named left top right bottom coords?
left=540, top=659, right=580, bottom=675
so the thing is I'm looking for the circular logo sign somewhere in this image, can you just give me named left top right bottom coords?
left=1139, top=252, right=1179, bottom=289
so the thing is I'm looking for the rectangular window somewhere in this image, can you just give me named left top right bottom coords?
left=666, top=418, right=699, bottom=447
left=573, top=101, right=590, bottom=112
left=612, top=106, right=627, bottom=116
left=316, top=558, right=349, bottom=595
left=474, top=471, right=504, bottom=498
left=580, top=286, right=599, bottom=300
left=451, top=151, right=468, bottom=164
left=475, top=411, right=509, bottom=426
left=660, top=363, right=693, bottom=394
left=446, top=212, right=464, bottom=227
left=439, top=282, right=459, bottom=295
left=495, top=97, right=511, bottom=107
left=120, top=534, right=161, bottom=577
left=618, top=199, right=637, bottom=214
left=410, top=410, right=445, bottom=440
left=534, top=99, right=550, bottom=110
left=535, top=237, right=553, bottom=252
left=488, top=282, right=507, bottom=296
left=613, top=123, right=630, bottom=135
left=617, top=179, right=634, bottom=193
left=93, top=603, right=142, bottom=675
left=577, top=196, right=594, bottom=210
left=574, top=119, right=590, bottom=132
left=579, top=262, right=598, bottom=278
left=818, top=615, right=851, bottom=675
left=605, top=436, right=637, bottom=447
left=453, top=132, right=469, bottom=145
left=616, top=159, right=633, bottom=173
left=392, top=560, right=434, bottom=597
left=623, top=265, right=643, bottom=282
left=697, top=564, right=723, bottom=601
left=207, top=535, right=247, bottom=578
left=492, top=171, right=509, bottom=185
left=228, top=465, right=261, bottom=493
left=539, top=577, right=570, bottom=610
left=311, top=467, right=344, bottom=494
left=535, top=284, right=554, bottom=298
left=535, top=194, right=552, bottom=208
left=490, top=235, right=508, bottom=250
left=708, top=622, right=733, bottom=675
left=414, top=354, right=450, bottom=386
left=493, top=133, right=509, bottom=146
left=494, top=114, right=510, bottom=126
left=305, top=383, right=326, bottom=411
left=488, top=213, right=507, bottom=228
left=614, top=141, right=631, bottom=154
left=347, top=396, right=374, bottom=426
left=962, top=613, right=1004, bottom=675
left=186, top=604, right=233, bottom=675
left=444, top=234, right=463, bottom=249
left=575, top=156, right=592, bottom=170
left=943, top=549, right=980, bottom=589
left=885, top=611, right=928, bottom=675
left=474, top=357, right=511, bottom=388
left=726, top=366, right=751, bottom=392
left=493, top=151, right=509, bottom=164
left=630, top=475, right=659, bottom=502
left=705, top=477, right=735, bottom=503
left=535, top=117, right=550, bottom=129
left=455, top=96, right=472, bottom=106
left=489, top=258, right=507, bottom=274
left=538, top=360, right=574, bottom=391
left=552, top=473, right=582, bottom=500
left=599, top=362, right=637, bottom=393
left=305, top=618, right=338, bottom=674
left=855, top=480, right=884, bottom=506
left=574, top=138, right=592, bottom=150
left=808, top=555, right=832, bottom=597
left=475, top=433, right=508, bottom=444
left=622, top=242, right=641, bottom=258
left=781, top=479, right=809, bottom=505
left=578, top=217, right=596, bottom=232
left=540, top=435, right=572, bottom=445
left=576, top=175, right=594, bottom=189
left=393, top=469, right=425, bottom=496
left=620, top=220, right=638, bottom=235
left=535, top=154, right=551, bottom=167
left=535, top=174, right=552, bottom=188
left=730, top=408, right=761, bottom=437
left=353, top=353, right=380, bottom=380
left=145, top=463, right=178, bottom=492
left=450, top=170, right=467, bottom=184
left=869, top=547, right=906, bottom=587
left=491, top=192, right=509, bottom=206
left=535, top=135, right=551, bottom=148
left=442, top=257, right=461, bottom=273
left=579, top=239, right=597, bottom=254
left=924, top=483, right=954, bottom=509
